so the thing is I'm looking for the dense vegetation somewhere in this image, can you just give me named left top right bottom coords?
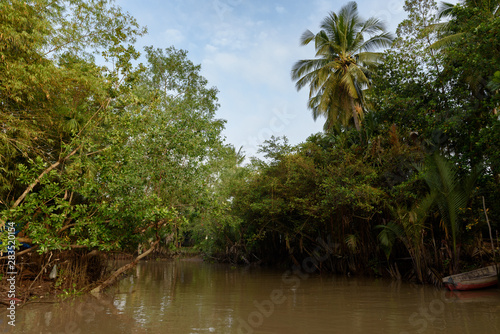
left=1, top=0, right=499, bottom=292
left=203, top=0, right=500, bottom=283
left=0, top=0, right=237, bottom=291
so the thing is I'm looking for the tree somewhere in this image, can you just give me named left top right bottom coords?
left=93, top=46, right=229, bottom=251
left=0, top=1, right=231, bottom=256
left=291, top=1, right=393, bottom=131
left=371, top=0, right=443, bottom=117
left=0, top=0, right=145, bottom=254
left=429, top=0, right=500, bottom=101
left=431, top=0, right=500, bottom=50
left=1, top=1, right=239, bottom=293
left=430, top=0, right=500, bottom=220
left=417, top=153, right=482, bottom=272
left=0, top=0, right=144, bottom=226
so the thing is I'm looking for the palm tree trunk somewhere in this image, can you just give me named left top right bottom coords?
left=350, top=99, right=361, bottom=131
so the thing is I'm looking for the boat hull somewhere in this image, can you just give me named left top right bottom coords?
left=443, top=265, right=499, bottom=291
left=444, top=276, right=498, bottom=291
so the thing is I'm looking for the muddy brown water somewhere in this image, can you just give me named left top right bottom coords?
left=2, top=259, right=500, bottom=333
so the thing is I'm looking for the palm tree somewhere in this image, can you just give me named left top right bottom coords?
left=291, top=1, right=393, bottom=132
left=417, top=153, right=482, bottom=272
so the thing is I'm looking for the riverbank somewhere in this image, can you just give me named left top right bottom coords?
left=2, top=243, right=497, bottom=306
left=0, top=248, right=202, bottom=305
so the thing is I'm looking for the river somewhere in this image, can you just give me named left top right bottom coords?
left=3, top=259, right=500, bottom=333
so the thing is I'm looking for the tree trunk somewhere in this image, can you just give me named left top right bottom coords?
left=350, top=99, right=361, bottom=131
left=90, top=239, right=160, bottom=295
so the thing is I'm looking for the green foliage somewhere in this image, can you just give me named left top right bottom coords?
left=370, top=0, right=445, bottom=139
left=206, top=1, right=498, bottom=281
left=369, top=0, right=500, bottom=275
left=58, top=283, right=83, bottom=299
left=376, top=221, right=403, bottom=261
left=0, top=0, right=233, bottom=258
left=215, top=129, right=427, bottom=272
left=488, top=71, right=500, bottom=92
left=1, top=0, right=498, bottom=286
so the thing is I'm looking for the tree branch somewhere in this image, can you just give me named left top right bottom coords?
left=0, top=246, right=38, bottom=260
left=12, top=145, right=82, bottom=210
left=90, top=238, right=163, bottom=295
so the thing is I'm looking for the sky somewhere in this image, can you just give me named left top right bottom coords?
left=114, top=0, right=411, bottom=158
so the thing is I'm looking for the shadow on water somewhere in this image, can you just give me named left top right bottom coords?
left=2, top=259, right=500, bottom=333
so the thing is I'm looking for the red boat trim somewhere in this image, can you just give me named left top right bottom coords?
left=445, top=279, right=498, bottom=291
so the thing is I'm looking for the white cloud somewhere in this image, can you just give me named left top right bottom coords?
left=204, top=44, right=218, bottom=53
left=163, top=28, right=184, bottom=44
left=275, top=6, right=285, bottom=14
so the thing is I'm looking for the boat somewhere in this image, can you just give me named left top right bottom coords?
left=443, top=265, right=499, bottom=291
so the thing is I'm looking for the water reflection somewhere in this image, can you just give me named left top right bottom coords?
left=2, top=259, right=500, bottom=333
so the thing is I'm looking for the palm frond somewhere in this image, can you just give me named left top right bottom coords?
left=415, top=191, right=437, bottom=221
left=349, top=32, right=365, bottom=53
left=291, top=58, right=328, bottom=78
left=425, top=21, right=450, bottom=35
left=417, top=153, right=482, bottom=259
left=346, top=63, right=369, bottom=86
left=356, top=52, right=385, bottom=66
left=438, top=2, right=457, bottom=19
left=299, top=29, right=315, bottom=46
left=434, top=154, right=458, bottom=193
left=360, top=32, right=394, bottom=51
left=376, top=221, right=403, bottom=260
left=428, top=32, right=464, bottom=50
left=340, top=1, right=358, bottom=21
left=291, top=58, right=327, bottom=88
left=359, top=16, right=386, bottom=35
left=345, top=233, right=358, bottom=252
left=340, top=70, right=359, bottom=99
